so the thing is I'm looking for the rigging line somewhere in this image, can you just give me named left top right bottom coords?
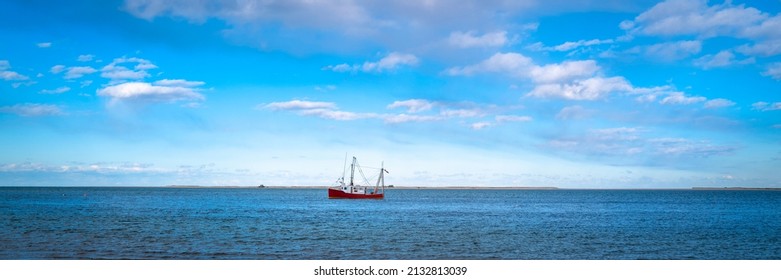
left=356, top=163, right=371, bottom=186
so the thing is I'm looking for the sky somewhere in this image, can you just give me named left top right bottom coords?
left=1, top=0, right=780, bottom=188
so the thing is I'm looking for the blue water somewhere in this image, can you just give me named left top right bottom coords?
left=1, top=187, right=780, bottom=259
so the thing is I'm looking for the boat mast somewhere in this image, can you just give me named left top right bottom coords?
left=341, top=153, right=348, bottom=183
left=350, top=156, right=356, bottom=186
left=375, top=161, right=385, bottom=194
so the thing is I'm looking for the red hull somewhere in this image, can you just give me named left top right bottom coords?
left=328, top=188, right=384, bottom=199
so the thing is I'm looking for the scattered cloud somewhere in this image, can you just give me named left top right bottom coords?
left=447, top=52, right=679, bottom=101
left=37, top=42, right=52, bottom=48
left=448, top=31, right=508, bottom=48
left=314, top=85, right=336, bottom=91
left=440, top=108, right=483, bottom=118
left=649, top=137, right=735, bottom=157
left=693, top=50, right=755, bottom=69
left=40, top=86, right=71, bottom=94
left=548, top=126, right=734, bottom=159
left=387, top=99, right=435, bottom=113
left=50, top=65, right=66, bottom=74
left=528, top=76, right=633, bottom=100
left=97, top=80, right=204, bottom=103
left=0, top=60, right=30, bottom=81
left=0, top=103, right=64, bottom=117
left=752, top=101, right=781, bottom=111
left=703, top=98, right=736, bottom=109
left=659, top=92, right=706, bottom=105
left=495, top=115, right=532, bottom=122
left=470, top=121, right=492, bottom=130
left=763, top=63, right=781, bottom=80
left=737, top=40, right=781, bottom=57
left=556, top=105, right=593, bottom=120
left=263, top=99, right=517, bottom=124
left=445, top=52, right=532, bottom=77
left=299, top=108, right=375, bottom=121
left=324, top=52, right=418, bottom=73
left=77, top=54, right=95, bottom=62
left=101, top=57, right=157, bottom=81
left=264, top=100, right=336, bottom=111
left=64, top=66, right=97, bottom=79
left=623, top=0, right=766, bottom=38
left=643, top=40, right=702, bottom=61
left=625, top=0, right=781, bottom=58
left=529, top=60, right=600, bottom=84
left=153, top=79, right=205, bottom=87
left=530, top=38, right=614, bottom=52
left=382, top=114, right=443, bottom=124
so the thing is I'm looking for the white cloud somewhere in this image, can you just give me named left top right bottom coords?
left=64, top=66, right=97, bottom=79
left=440, top=109, right=483, bottom=118
left=300, top=109, right=373, bottom=121
left=649, top=137, right=734, bottom=157
left=556, top=105, right=592, bottom=120
left=529, top=60, right=600, bottom=83
left=752, top=101, right=781, bottom=111
left=153, top=79, right=205, bottom=87
left=693, top=50, right=754, bottom=69
left=592, top=127, right=641, bottom=141
left=528, top=76, right=633, bottom=100
left=387, top=99, right=435, bottom=113
left=445, top=52, right=532, bottom=77
left=0, top=103, right=63, bottom=117
left=323, top=63, right=352, bottom=72
left=37, top=42, right=52, bottom=48
left=448, top=31, right=508, bottom=48
left=0, top=70, right=29, bottom=81
left=264, top=99, right=450, bottom=124
left=628, top=0, right=781, bottom=58
left=0, top=60, right=29, bottom=81
left=325, top=52, right=418, bottom=73
left=470, top=122, right=492, bottom=130
left=40, top=86, right=71, bottom=94
left=448, top=52, right=663, bottom=101
left=264, top=100, right=336, bottom=111
left=703, top=98, right=736, bottom=109
left=549, top=126, right=734, bottom=159
left=361, top=52, right=418, bottom=72
left=495, top=115, right=532, bottom=122
left=314, top=85, right=337, bottom=91
left=263, top=100, right=381, bottom=122
left=533, top=39, right=614, bottom=52
left=627, top=0, right=766, bottom=38
left=763, top=63, right=781, bottom=80
left=737, top=39, right=781, bottom=57
left=383, top=114, right=442, bottom=124
left=644, top=40, right=702, bottom=61
left=77, top=54, right=95, bottom=62
left=101, top=57, right=157, bottom=81
left=50, top=65, right=65, bottom=74
left=659, top=92, right=706, bottom=105
left=97, top=81, right=204, bottom=103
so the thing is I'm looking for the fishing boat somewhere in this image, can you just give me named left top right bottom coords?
left=328, top=156, right=387, bottom=199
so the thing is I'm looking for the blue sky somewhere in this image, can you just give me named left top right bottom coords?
left=1, top=0, right=780, bottom=188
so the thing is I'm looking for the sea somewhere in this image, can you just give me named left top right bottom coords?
left=1, top=187, right=780, bottom=260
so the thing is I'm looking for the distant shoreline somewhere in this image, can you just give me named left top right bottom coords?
left=164, top=185, right=560, bottom=190
left=2, top=186, right=780, bottom=190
